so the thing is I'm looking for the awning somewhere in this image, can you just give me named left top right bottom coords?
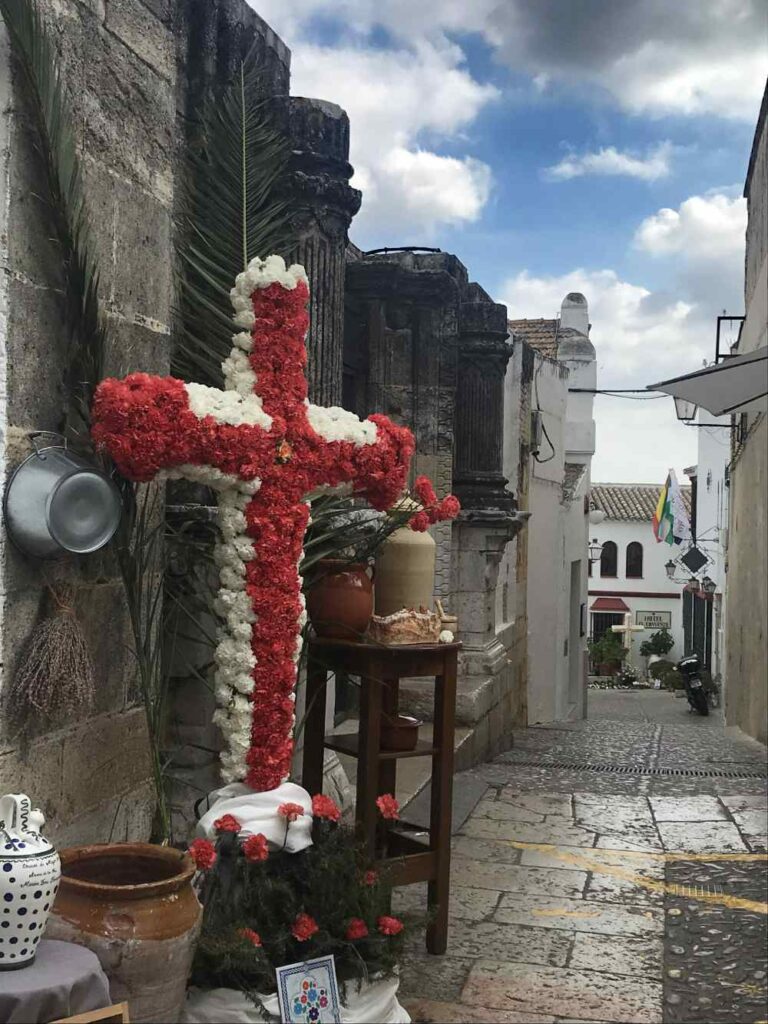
left=590, top=597, right=630, bottom=612
left=648, top=346, right=768, bottom=416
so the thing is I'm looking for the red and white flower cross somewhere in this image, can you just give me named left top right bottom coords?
left=92, top=256, right=415, bottom=792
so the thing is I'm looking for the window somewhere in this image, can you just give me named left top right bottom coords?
left=600, top=540, right=617, bottom=577
left=626, top=541, right=643, bottom=579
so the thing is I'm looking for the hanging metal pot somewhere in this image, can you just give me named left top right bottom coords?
left=3, top=433, right=121, bottom=559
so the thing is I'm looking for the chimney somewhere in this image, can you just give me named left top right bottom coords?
left=561, top=292, right=589, bottom=336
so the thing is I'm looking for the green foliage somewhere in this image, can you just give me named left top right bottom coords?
left=174, top=45, right=294, bottom=387
left=192, top=820, right=406, bottom=1000
left=640, top=628, right=675, bottom=659
left=649, top=659, right=674, bottom=681
left=0, top=0, right=105, bottom=444
left=587, top=633, right=626, bottom=667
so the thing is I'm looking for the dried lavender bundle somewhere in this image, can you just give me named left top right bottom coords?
left=7, top=584, right=95, bottom=728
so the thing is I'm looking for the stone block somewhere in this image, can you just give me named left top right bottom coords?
left=569, top=933, right=664, bottom=980
left=494, top=893, right=662, bottom=936
left=462, top=961, right=662, bottom=1023
left=75, top=580, right=135, bottom=715
left=656, top=819, right=747, bottom=853
left=60, top=707, right=152, bottom=821
left=443, top=918, right=572, bottom=966
left=4, top=279, right=68, bottom=429
left=462, top=816, right=597, bottom=848
left=451, top=858, right=586, bottom=899
left=399, top=954, right=471, bottom=1002
left=104, top=0, right=174, bottom=79
left=110, top=175, right=172, bottom=323
left=55, top=777, right=155, bottom=846
left=102, top=317, right=171, bottom=379
left=0, top=734, right=65, bottom=824
left=403, top=1001, right=555, bottom=1024
left=649, top=796, right=727, bottom=821
left=80, top=18, right=174, bottom=201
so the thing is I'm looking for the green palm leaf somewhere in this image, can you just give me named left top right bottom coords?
left=0, top=0, right=105, bottom=442
left=174, top=48, right=295, bottom=386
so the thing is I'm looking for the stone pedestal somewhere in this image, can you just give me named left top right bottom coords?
left=288, top=98, right=361, bottom=407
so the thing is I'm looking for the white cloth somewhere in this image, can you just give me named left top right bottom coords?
left=183, top=975, right=411, bottom=1024
left=196, top=782, right=314, bottom=853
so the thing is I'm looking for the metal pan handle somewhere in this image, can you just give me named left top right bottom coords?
left=29, top=431, right=67, bottom=456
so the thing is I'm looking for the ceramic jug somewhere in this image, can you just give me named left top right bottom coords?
left=0, top=793, right=60, bottom=970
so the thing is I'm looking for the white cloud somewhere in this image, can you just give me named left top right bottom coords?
left=634, top=192, right=747, bottom=258
left=285, top=40, right=497, bottom=240
left=486, top=0, right=767, bottom=122
left=500, top=264, right=715, bottom=483
left=545, top=143, right=673, bottom=182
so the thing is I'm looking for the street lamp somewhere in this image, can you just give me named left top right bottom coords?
left=664, top=559, right=677, bottom=580
left=673, top=396, right=698, bottom=422
left=588, top=538, right=604, bottom=564
left=687, top=577, right=701, bottom=594
left=701, top=575, right=717, bottom=595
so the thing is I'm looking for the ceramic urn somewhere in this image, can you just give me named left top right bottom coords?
left=0, top=793, right=60, bottom=970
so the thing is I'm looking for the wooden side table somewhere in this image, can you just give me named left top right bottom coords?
left=303, top=636, right=460, bottom=954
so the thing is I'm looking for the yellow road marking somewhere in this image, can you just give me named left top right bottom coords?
left=502, top=841, right=768, bottom=915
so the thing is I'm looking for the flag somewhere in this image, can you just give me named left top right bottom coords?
left=652, top=470, right=691, bottom=545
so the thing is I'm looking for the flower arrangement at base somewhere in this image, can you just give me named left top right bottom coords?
left=189, top=798, right=407, bottom=1007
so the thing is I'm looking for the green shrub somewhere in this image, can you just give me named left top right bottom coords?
left=649, top=659, right=674, bottom=681
left=640, top=628, right=675, bottom=658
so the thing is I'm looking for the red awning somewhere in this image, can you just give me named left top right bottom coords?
left=590, top=597, right=630, bottom=612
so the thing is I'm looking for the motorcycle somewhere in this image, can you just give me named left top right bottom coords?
left=676, top=653, right=709, bottom=716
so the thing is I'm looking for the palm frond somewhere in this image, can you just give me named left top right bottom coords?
left=0, top=0, right=105, bottom=443
left=174, top=47, right=295, bottom=386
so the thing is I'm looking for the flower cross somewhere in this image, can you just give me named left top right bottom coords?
left=92, top=256, right=415, bottom=792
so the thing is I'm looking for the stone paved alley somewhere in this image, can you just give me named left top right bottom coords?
left=397, top=690, right=768, bottom=1024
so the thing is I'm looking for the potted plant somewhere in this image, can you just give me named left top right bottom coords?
left=639, top=628, right=675, bottom=663
left=184, top=796, right=410, bottom=1023
left=588, top=634, right=627, bottom=676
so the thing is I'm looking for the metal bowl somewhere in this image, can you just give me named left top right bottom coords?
left=3, top=437, right=121, bottom=559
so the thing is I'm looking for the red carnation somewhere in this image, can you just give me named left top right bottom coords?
left=377, top=915, right=404, bottom=936
left=363, top=870, right=378, bottom=886
left=312, top=794, right=341, bottom=822
left=238, top=927, right=262, bottom=947
left=413, top=476, right=437, bottom=507
left=345, top=918, right=369, bottom=941
left=188, top=838, right=217, bottom=871
left=213, top=814, right=242, bottom=834
left=243, top=833, right=269, bottom=862
left=376, top=793, right=400, bottom=820
left=436, top=495, right=460, bottom=520
left=292, top=913, right=319, bottom=941
left=408, top=510, right=431, bottom=533
left=278, top=802, right=305, bottom=823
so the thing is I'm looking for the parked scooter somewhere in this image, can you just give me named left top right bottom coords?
left=676, top=653, right=709, bottom=716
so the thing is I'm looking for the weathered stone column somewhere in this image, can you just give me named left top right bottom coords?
left=288, top=98, right=361, bottom=407
left=454, top=284, right=515, bottom=511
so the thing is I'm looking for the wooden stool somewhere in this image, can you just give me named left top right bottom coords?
left=303, top=637, right=460, bottom=954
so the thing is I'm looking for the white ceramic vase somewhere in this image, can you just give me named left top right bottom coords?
left=0, top=793, right=61, bottom=970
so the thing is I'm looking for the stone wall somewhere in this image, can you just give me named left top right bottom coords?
left=725, top=85, right=767, bottom=745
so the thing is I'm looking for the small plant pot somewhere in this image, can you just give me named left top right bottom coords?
left=380, top=714, right=421, bottom=752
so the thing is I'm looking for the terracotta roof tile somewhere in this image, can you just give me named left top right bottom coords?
left=508, top=318, right=559, bottom=358
left=591, top=482, right=692, bottom=522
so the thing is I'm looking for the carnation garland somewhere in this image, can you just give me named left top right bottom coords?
left=92, top=255, right=435, bottom=792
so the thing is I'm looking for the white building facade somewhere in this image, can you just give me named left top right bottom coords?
left=588, top=484, right=693, bottom=667
left=507, top=293, right=596, bottom=724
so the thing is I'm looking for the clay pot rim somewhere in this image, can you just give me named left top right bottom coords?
left=57, top=842, right=195, bottom=901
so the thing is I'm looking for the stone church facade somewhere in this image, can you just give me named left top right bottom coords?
left=0, top=0, right=589, bottom=841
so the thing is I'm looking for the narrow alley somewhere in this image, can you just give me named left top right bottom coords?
left=398, top=690, right=768, bottom=1024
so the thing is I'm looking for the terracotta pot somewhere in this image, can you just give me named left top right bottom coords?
left=306, top=560, right=373, bottom=639
left=374, top=524, right=436, bottom=616
left=380, top=714, right=421, bottom=752
left=46, top=843, right=201, bottom=1024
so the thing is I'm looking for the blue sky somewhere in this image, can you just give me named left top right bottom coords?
left=250, top=0, right=767, bottom=482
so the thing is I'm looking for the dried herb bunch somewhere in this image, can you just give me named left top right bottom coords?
left=7, top=582, right=95, bottom=729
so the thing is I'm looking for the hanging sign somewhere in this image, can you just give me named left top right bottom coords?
left=635, top=610, right=672, bottom=630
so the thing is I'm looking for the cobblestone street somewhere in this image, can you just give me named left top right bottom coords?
left=397, top=690, right=768, bottom=1024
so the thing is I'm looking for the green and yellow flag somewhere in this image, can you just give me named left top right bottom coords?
left=652, top=470, right=691, bottom=545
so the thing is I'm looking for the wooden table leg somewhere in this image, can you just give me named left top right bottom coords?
left=357, top=656, right=383, bottom=862
left=426, top=651, right=457, bottom=955
left=378, top=676, right=399, bottom=799
left=302, top=650, right=328, bottom=797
